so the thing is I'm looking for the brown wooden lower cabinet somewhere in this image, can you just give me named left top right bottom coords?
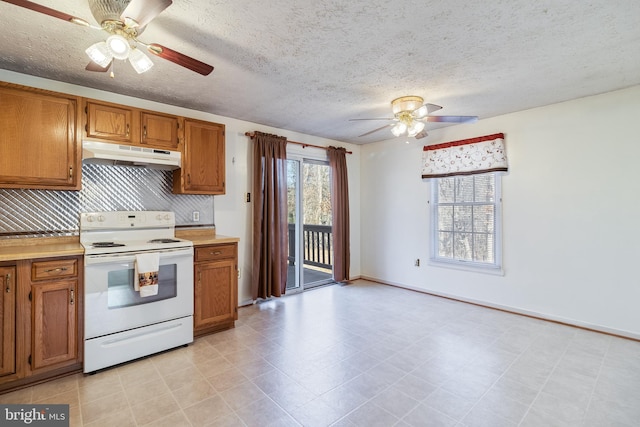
left=0, top=266, right=16, bottom=379
left=194, top=243, right=238, bottom=336
left=30, top=279, right=78, bottom=371
left=0, top=256, right=82, bottom=392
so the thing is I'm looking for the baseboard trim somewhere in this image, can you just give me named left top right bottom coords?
left=359, top=276, right=640, bottom=342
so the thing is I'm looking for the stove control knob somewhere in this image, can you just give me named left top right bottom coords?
left=164, top=214, right=170, bottom=220
left=97, top=215, right=105, bottom=222
left=86, top=215, right=94, bottom=222
left=156, top=214, right=163, bottom=220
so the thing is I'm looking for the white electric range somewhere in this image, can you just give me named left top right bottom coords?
left=80, top=211, right=194, bottom=373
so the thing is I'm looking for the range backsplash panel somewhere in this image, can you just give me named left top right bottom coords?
left=0, top=164, right=214, bottom=237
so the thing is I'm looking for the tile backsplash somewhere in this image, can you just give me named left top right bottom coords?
left=0, top=163, right=214, bottom=237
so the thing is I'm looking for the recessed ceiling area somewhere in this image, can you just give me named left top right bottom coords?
left=1, top=0, right=639, bottom=144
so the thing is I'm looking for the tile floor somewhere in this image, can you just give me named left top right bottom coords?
left=1, top=279, right=640, bottom=426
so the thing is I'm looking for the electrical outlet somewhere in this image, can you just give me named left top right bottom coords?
left=192, top=211, right=200, bottom=222
left=246, top=192, right=251, bottom=202
left=415, top=259, right=420, bottom=267
left=237, top=268, right=241, bottom=279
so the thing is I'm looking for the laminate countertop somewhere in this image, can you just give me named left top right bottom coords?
left=176, top=228, right=240, bottom=246
left=0, top=236, right=83, bottom=262
left=0, top=229, right=239, bottom=262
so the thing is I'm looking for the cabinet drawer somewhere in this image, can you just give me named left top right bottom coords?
left=195, top=244, right=236, bottom=262
left=31, top=259, right=78, bottom=281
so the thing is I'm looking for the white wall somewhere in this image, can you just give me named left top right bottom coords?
left=5, top=68, right=639, bottom=338
left=360, top=85, right=640, bottom=338
left=0, top=70, right=361, bottom=306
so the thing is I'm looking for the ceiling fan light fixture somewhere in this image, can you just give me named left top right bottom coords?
left=129, top=48, right=154, bottom=74
left=391, top=122, right=407, bottom=137
left=407, top=120, right=425, bottom=137
left=412, top=105, right=428, bottom=119
left=391, top=96, right=424, bottom=115
left=85, top=41, right=112, bottom=68
left=106, top=34, right=131, bottom=60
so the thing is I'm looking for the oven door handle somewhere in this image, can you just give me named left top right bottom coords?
left=84, top=247, right=193, bottom=265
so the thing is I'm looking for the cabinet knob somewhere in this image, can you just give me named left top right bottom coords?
left=70, top=289, right=75, bottom=305
left=211, top=251, right=222, bottom=255
left=5, top=273, right=10, bottom=293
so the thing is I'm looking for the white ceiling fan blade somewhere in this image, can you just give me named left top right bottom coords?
left=425, top=115, right=478, bottom=123
left=413, top=103, right=443, bottom=119
left=120, top=0, right=172, bottom=28
left=358, top=124, right=393, bottom=137
left=349, top=118, right=394, bottom=121
left=425, top=103, right=443, bottom=114
left=414, top=130, right=428, bottom=139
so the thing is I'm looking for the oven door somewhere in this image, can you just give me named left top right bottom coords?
left=84, top=247, right=194, bottom=339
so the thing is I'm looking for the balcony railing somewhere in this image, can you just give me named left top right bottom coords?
left=288, top=223, right=333, bottom=270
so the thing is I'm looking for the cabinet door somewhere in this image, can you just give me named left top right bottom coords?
left=31, top=280, right=77, bottom=371
left=141, top=112, right=180, bottom=149
left=86, top=101, right=136, bottom=144
left=0, top=267, right=16, bottom=377
left=194, top=259, right=236, bottom=330
left=174, top=120, right=225, bottom=194
left=0, top=86, right=79, bottom=189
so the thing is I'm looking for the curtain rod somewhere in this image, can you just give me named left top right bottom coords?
left=244, top=132, right=352, bottom=154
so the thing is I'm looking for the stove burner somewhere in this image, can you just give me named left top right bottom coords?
left=148, top=238, right=181, bottom=244
left=92, top=242, right=125, bottom=248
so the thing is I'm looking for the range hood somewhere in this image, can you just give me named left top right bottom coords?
left=82, top=141, right=181, bottom=170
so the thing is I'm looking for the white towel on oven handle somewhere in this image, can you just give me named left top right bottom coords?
left=134, top=253, right=160, bottom=297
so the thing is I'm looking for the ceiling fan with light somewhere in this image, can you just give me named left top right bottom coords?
left=351, top=96, right=478, bottom=139
left=2, top=0, right=214, bottom=76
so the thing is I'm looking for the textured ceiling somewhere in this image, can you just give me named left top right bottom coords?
left=1, top=0, right=639, bottom=144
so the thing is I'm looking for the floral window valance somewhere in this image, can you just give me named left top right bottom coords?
left=421, top=133, right=507, bottom=179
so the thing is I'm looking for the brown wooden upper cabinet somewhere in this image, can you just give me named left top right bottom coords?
left=85, top=100, right=180, bottom=150
left=141, top=112, right=180, bottom=150
left=0, top=83, right=80, bottom=190
left=85, top=100, right=137, bottom=144
left=173, top=119, right=225, bottom=195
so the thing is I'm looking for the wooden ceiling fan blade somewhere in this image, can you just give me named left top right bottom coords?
left=147, top=43, right=213, bottom=76
left=2, top=0, right=91, bottom=25
left=120, top=0, right=172, bottom=29
left=358, top=124, right=393, bottom=137
left=85, top=60, right=111, bottom=72
left=426, top=115, right=478, bottom=123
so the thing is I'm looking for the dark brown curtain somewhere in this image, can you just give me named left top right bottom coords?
left=328, top=146, right=350, bottom=282
left=251, top=131, right=288, bottom=299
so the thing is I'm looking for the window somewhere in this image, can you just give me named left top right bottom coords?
left=430, top=173, right=502, bottom=272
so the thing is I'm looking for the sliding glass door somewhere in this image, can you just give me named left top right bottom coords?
left=286, top=157, right=334, bottom=291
